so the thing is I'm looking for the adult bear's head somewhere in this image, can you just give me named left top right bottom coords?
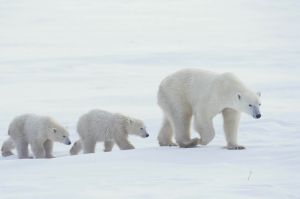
left=236, top=91, right=262, bottom=119
left=217, top=72, right=262, bottom=119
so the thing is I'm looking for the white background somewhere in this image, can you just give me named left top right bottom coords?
left=0, top=0, right=299, bottom=198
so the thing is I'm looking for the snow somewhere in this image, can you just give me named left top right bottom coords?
left=0, top=0, right=300, bottom=198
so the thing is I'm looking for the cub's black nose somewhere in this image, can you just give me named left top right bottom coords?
left=256, top=114, right=261, bottom=119
left=145, top=134, right=149, bottom=137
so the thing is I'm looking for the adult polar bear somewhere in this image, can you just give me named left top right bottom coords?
left=157, top=69, right=261, bottom=149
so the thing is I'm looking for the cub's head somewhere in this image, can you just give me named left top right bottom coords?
left=235, top=91, right=262, bottom=119
left=47, top=118, right=71, bottom=145
left=126, top=118, right=149, bottom=138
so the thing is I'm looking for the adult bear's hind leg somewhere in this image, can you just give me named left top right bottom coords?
left=82, top=138, right=97, bottom=154
left=157, top=117, right=177, bottom=146
left=194, top=114, right=215, bottom=146
left=158, top=88, right=197, bottom=148
left=172, top=113, right=199, bottom=148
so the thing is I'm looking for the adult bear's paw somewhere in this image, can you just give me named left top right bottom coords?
left=178, top=138, right=199, bottom=148
left=227, top=144, right=245, bottom=150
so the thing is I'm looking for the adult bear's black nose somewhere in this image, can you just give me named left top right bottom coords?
left=145, top=133, right=149, bottom=137
left=256, top=114, right=261, bottom=119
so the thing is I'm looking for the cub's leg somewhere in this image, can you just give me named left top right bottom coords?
left=104, top=140, right=114, bottom=152
left=44, top=140, right=55, bottom=158
left=1, top=138, right=15, bottom=157
left=15, top=139, right=31, bottom=159
left=30, top=141, right=46, bottom=159
left=115, top=136, right=135, bottom=150
left=70, top=140, right=82, bottom=155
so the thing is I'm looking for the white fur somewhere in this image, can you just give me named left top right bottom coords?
left=1, top=114, right=71, bottom=159
left=70, top=109, right=149, bottom=155
left=157, top=69, right=261, bottom=149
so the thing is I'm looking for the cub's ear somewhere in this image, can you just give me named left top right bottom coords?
left=237, top=93, right=242, bottom=100
left=52, top=128, right=57, bottom=133
left=257, top=92, right=261, bottom=97
left=127, top=118, right=134, bottom=124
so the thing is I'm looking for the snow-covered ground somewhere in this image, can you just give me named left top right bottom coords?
left=0, top=0, right=299, bottom=198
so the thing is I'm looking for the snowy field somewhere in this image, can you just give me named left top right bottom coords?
left=0, top=0, right=300, bottom=198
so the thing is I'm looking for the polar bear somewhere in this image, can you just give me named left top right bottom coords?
left=1, top=114, right=71, bottom=159
left=157, top=69, right=262, bottom=149
left=69, top=109, right=149, bottom=155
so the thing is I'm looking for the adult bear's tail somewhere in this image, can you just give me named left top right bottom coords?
left=1, top=138, right=15, bottom=157
left=69, top=140, right=82, bottom=155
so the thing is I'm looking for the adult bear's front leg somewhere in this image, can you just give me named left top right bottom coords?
left=222, top=108, right=245, bottom=150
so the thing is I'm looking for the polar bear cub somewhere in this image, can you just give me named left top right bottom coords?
left=157, top=69, right=262, bottom=149
left=70, top=109, right=149, bottom=155
left=1, top=114, right=71, bottom=159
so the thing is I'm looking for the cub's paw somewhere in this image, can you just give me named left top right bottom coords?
left=2, top=151, right=14, bottom=157
left=121, top=145, right=135, bottom=150
left=46, top=155, right=55, bottom=159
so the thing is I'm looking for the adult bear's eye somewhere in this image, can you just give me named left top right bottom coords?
left=140, top=128, right=144, bottom=130
left=249, top=104, right=252, bottom=107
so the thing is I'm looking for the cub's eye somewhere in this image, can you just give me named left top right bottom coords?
left=53, top=128, right=57, bottom=133
left=249, top=104, right=252, bottom=107
left=140, top=128, right=144, bottom=130
left=259, top=104, right=261, bottom=106
left=63, top=136, right=66, bottom=138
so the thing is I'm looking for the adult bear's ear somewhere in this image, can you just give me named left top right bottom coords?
left=237, top=93, right=241, bottom=100
left=257, top=92, right=261, bottom=97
